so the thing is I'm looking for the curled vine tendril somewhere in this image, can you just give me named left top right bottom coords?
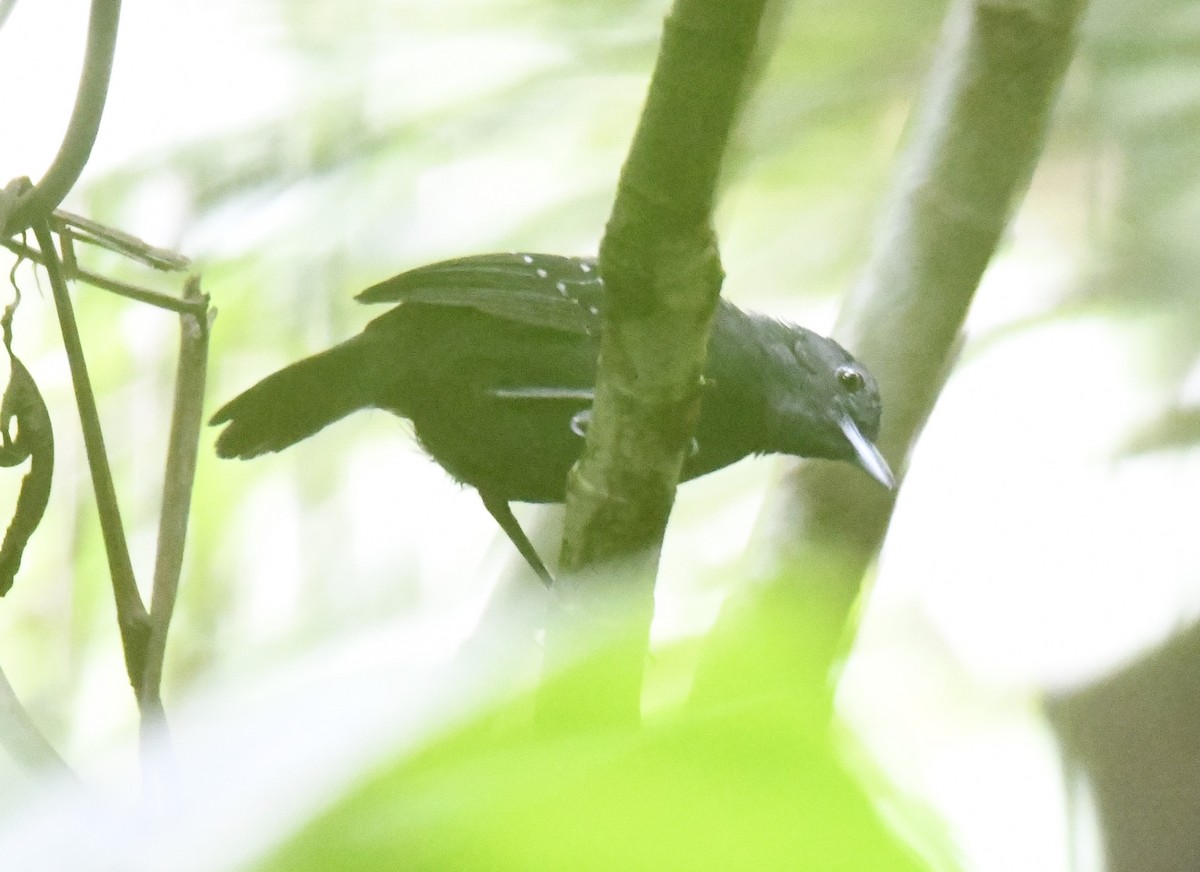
left=0, top=251, right=54, bottom=596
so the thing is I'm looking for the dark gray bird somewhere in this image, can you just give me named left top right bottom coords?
left=210, top=253, right=893, bottom=583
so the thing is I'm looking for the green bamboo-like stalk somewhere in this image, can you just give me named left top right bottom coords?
left=693, top=0, right=1090, bottom=706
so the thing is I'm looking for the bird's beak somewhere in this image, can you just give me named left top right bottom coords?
left=838, top=414, right=895, bottom=489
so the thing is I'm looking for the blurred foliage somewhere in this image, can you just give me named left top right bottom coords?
left=1077, top=0, right=1200, bottom=448
left=253, top=581, right=951, bottom=872
left=259, top=680, right=934, bottom=872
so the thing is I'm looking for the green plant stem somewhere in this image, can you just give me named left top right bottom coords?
left=539, top=0, right=773, bottom=729
left=3, top=0, right=122, bottom=235
left=137, top=277, right=211, bottom=732
left=692, top=0, right=1089, bottom=706
left=0, top=237, right=204, bottom=316
left=32, top=222, right=150, bottom=693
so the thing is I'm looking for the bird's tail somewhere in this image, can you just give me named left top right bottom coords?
left=210, top=338, right=374, bottom=459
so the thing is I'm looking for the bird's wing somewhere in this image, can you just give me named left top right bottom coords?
left=356, top=253, right=605, bottom=336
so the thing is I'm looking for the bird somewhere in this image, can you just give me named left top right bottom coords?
left=210, top=252, right=894, bottom=584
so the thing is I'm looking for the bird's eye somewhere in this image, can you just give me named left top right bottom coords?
left=836, top=365, right=865, bottom=392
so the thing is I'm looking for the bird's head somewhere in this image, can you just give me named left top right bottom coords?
left=747, top=316, right=894, bottom=488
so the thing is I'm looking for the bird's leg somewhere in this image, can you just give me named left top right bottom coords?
left=479, top=491, right=554, bottom=586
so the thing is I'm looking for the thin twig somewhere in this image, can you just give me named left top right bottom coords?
left=32, top=221, right=149, bottom=691
left=0, top=236, right=206, bottom=316
left=3, top=0, right=122, bottom=235
left=138, top=277, right=211, bottom=733
left=51, top=209, right=191, bottom=273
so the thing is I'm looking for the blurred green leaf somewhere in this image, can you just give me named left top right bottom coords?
left=258, top=639, right=944, bottom=872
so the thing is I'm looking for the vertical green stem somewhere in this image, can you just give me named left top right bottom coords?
left=140, top=279, right=213, bottom=738
left=32, top=222, right=149, bottom=694
left=539, top=0, right=772, bottom=731
left=138, top=277, right=211, bottom=735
